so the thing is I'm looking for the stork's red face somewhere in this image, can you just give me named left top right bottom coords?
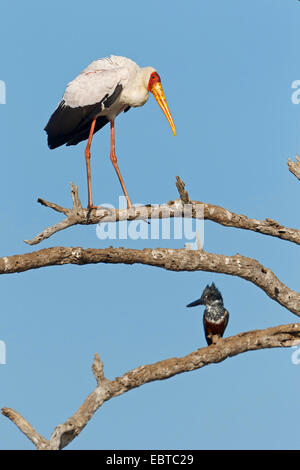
left=147, top=71, right=176, bottom=136
left=148, top=71, right=161, bottom=91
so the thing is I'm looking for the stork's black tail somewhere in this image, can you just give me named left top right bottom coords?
left=44, top=100, right=109, bottom=149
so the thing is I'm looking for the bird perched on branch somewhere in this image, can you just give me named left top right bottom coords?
left=44, top=55, right=176, bottom=209
left=186, top=283, right=229, bottom=346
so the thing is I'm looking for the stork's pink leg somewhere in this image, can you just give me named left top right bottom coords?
left=85, top=117, right=97, bottom=209
left=110, top=119, right=132, bottom=209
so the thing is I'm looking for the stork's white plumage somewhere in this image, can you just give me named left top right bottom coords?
left=45, top=55, right=176, bottom=209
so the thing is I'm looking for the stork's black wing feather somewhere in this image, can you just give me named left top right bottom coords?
left=44, top=84, right=123, bottom=149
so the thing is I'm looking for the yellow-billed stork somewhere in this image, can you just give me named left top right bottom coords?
left=44, top=55, right=176, bottom=209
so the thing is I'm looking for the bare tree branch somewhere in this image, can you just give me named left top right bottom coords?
left=0, top=246, right=299, bottom=315
left=1, top=408, right=49, bottom=450
left=4, top=323, right=300, bottom=450
left=4, top=166, right=300, bottom=449
left=288, top=156, right=300, bottom=181
left=92, top=353, right=108, bottom=386
left=24, top=178, right=300, bottom=246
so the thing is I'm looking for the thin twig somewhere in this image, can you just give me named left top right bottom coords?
left=288, top=155, right=300, bottom=181
left=176, top=176, right=190, bottom=204
left=92, top=353, right=109, bottom=386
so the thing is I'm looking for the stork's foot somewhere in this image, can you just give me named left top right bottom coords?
left=87, top=204, right=115, bottom=216
left=87, top=204, right=101, bottom=210
left=87, top=203, right=132, bottom=211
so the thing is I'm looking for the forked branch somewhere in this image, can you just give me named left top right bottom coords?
left=24, top=177, right=300, bottom=246
left=4, top=163, right=300, bottom=449
left=3, top=323, right=300, bottom=450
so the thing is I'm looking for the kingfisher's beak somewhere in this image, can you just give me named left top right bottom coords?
left=187, top=297, right=204, bottom=307
left=150, top=82, right=176, bottom=136
left=186, top=297, right=204, bottom=308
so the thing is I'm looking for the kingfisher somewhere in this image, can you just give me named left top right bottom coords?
left=186, top=283, right=229, bottom=346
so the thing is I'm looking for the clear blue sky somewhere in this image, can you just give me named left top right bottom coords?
left=0, top=0, right=300, bottom=450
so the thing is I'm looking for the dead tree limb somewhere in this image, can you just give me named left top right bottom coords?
left=3, top=322, right=300, bottom=450
left=25, top=177, right=300, bottom=246
left=0, top=246, right=299, bottom=315
left=4, top=162, right=300, bottom=449
left=1, top=408, right=49, bottom=450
